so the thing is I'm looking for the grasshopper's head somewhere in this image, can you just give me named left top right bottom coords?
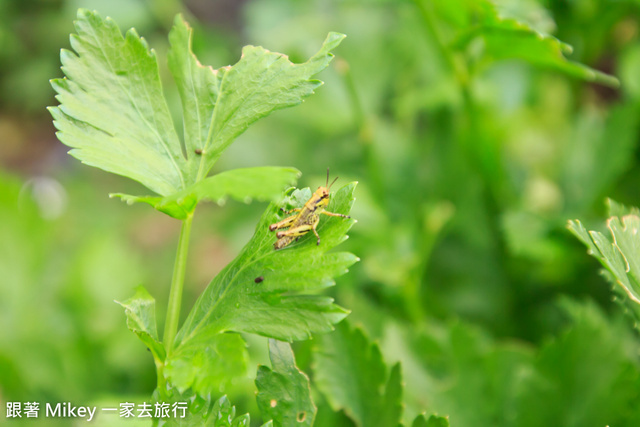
left=314, top=168, right=339, bottom=208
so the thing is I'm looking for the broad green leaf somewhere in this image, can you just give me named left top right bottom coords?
left=49, top=9, right=186, bottom=196
left=412, top=414, right=450, bottom=427
left=165, top=183, right=357, bottom=396
left=167, top=14, right=345, bottom=180
left=313, top=321, right=403, bottom=427
left=50, top=10, right=343, bottom=200
left=111, top=167, right=301, bottom=219
left=256, top=340, right=316, bottom=427
left=115, top=285, right=166, bottom=365
left=568, top=207, right=640, bottom=305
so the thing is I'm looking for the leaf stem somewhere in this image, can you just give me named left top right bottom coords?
left=163, top=214, right=193, bottom=354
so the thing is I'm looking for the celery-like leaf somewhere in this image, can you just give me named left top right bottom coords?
left=111, top=167, right=300, bottom=219
left=313, top=321, right=403, bottom=427
left=256, top=340, right=316, bottom=427
left=115, top=285, right=165, bottom=365
left=168, top=14, right=345, bottom=181
left=568, top=200, right=640, bottom=305
left=165, top=183, right=357, bottom=395
left=50, top=10, right=343, bottom=205
left=49, top=9, right=186, bottom=196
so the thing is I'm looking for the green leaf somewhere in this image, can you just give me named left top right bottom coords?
left=441, top=0, right=619, bottom=86
left=256, top=340, right=316, bottom=427
left=167, top=14, right=345, bottom=180
left=474, top=19, right=618, bottom=86
left=49, top=9, right=186, bottom=196
left=50, top=10, right=343, bottom=197
left=115, top=285, right=166, bottom=365
left=151, top=392, right=258, bottom=426
left=313, top=321, right=403, bottom=427
left=164, top=333, right=249, bottom=395
left=208, top=395, right=251, bottom=427
left=412, top=414, right=450, bottom=427
left=513, top=300, right=640, bottom=427
left=111, top=166, right=301, bottom=219
left=568, top=206, right=640, bottom=305
left=165, top=183, right=357, bottom=396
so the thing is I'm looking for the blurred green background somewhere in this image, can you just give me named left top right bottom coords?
left=2, top=0, right=640, bottom=425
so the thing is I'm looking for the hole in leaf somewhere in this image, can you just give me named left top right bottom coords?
left=297, top=411, right=306, bottom=422
left=270, top=399, right=277, bottom=408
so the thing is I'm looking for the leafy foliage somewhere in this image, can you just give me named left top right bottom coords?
left=164, top=183, right=357, bottom=395
left=49, top=9, right=187, bottom=196
left=49, top=9, right=343, bottom=217
left=568, top=200, right=640, bottom=305
left=256, top=340, right=316, bottom=427
left=401, top=300, right=640, bottom=427
left=6, top=0, right=640, bottom=425
left=167, top=15, right=345, bottom=180
left=431, top=0, right=619, bottom=85
left=313, top=321, right=403, bottom=427
left=156, top=394, right=273, bottom=427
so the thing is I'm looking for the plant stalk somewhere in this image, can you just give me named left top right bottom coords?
left=163, top=214, right=193, bottom=354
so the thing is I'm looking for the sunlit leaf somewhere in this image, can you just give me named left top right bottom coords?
left=167, top=14, right=345, bottom=181
left=50, top=10, right=342, bottom=201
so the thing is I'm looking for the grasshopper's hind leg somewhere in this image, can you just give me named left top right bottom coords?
left=269, top=214, right=296, bottom=231
left=321, top=211, right=351, bottom=219
left=275, top=224, right=312, bottom=239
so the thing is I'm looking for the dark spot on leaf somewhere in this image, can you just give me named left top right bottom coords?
left=254, top=276, right=264, bottom=283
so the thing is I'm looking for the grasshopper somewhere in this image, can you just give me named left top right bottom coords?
left=270, top=170, right=350, bottom=250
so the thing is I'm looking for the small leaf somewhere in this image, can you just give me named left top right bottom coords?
left=111, top=167, right=301, bottom=219
left=313, top=321, right=403, bottom=427
left=164, top=183, right=357, bottom=396
left=115, top=285, right=165, bottom=365
left=256, top=340, right=316, bottom=427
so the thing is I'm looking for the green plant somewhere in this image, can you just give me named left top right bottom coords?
left=49, top=9, right=360, bottom=425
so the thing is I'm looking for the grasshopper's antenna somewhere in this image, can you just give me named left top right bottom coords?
left=329, top=175, right=339, bottom=189
left=326, top=168, right=330, bottom=188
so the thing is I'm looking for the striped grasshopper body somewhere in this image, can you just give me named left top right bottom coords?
left=269, top=170, right=350, bottom=250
